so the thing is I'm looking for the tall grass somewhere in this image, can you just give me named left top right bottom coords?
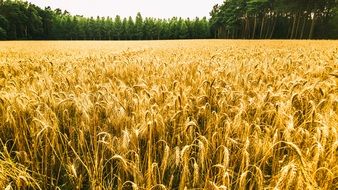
left=0, top=40, right=337, bottom=189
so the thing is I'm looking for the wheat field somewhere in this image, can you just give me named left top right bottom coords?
left=0, top=40, right=337, bottom=190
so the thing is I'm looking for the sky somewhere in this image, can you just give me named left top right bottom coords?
left=27, top=0, right=224, bottom=19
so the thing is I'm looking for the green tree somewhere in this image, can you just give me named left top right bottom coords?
left=135, top=12, right=143, bottom=40
left=121, top=17, right=128, bottom=40
left=26, top=3, right=43, bottom=39
left=154, top=19, right=163, bottom=40
left=200, top=17, right=210, bottom=38
left=126, top=16, right=135, bottom=40
left=39, top=6, right=54, bottom=39
left=160, top=19, right=169, bottom=39
left=94, top=16, right=103, bottom=40
left=179, top=19, right=188, bottom=39
left=113, top=15, right=122, bottom=40
left=104, top=16, right=113, bottom=40
left=143, top=17, right=157, bottom=40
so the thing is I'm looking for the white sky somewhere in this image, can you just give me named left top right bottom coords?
left=27, top=0, right=224, bottom=19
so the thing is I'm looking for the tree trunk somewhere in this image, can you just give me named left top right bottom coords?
left=300, top=14, right=307, bottom=39
left=287, top=14, right=293, bottom=38
left=246, top=15, right=250, bottom=38
left=295, top=11, right=301, bottom=38
left=242, top=13, right=250, bottom=38
left=290, top=13, right=297, bottom=39
left=309, top=12, right=316, bottom=39
left=252, top=15, right=257, bottom=39
left=259, top=16, right=265, bottom=39
left=269, top=14, right=277, bottom=39
left=265, top=16, right=271, bottom=39
left=247, top=16, right=251, bottom=38
left=219, top=27, right=222, bottom=38
left=24, top=26, right=28, bottom=39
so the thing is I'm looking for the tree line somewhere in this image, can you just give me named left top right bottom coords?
left=0, top=0, right=337, bottom=40
left=210, top=0, right=338, bottom=39
left=0, top=0, right=210, bottom=40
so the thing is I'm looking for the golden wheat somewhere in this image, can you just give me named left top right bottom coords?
left=0, top=40, right=337, bottom=189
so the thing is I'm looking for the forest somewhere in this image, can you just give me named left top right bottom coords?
left=0, top=0, right=337, bottom=40
left=0, top=0, right=210, bottom=40
left=209, top=0, right=338, bottom=39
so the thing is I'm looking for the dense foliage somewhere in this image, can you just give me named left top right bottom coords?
left=210, top=0, right=338, bottom=39
left=0, top=0, right=210, bottom=40
left=0, top=0, right=337, bottom=40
